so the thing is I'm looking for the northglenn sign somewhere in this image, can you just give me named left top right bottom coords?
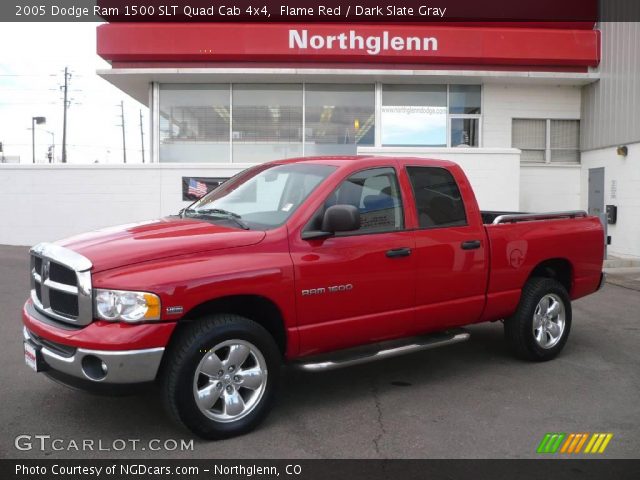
left=98, top=23, right=600, bottom=69
left=289, top=29, right=438, bottom=56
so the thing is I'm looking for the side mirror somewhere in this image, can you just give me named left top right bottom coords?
left=301, top=204, right=360, bottom=240
left=322, top=204, right=360, bottom=233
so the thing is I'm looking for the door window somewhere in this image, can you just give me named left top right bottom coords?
left=327, top=168, right=404, bottom=235
left=406, top=166, right=467, bottom=229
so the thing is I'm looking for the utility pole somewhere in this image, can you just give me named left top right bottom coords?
left=118, top=101, right=127, bottom=163
left=139, top=109, right=145, bottom=163
left=61, top=67, right=71, bottom=163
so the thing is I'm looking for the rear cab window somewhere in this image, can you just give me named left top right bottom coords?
left=405, top=166, right=467, bottom=229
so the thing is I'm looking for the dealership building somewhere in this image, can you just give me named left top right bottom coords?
left=1, top=19, right=638, bottom=259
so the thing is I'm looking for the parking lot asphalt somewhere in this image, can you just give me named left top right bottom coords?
left=1, top=244, right=638, bottom=459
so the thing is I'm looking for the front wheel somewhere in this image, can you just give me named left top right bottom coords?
left=504, top=277, right=572, bottom=361
left=161, top=314, right=281, bottom=439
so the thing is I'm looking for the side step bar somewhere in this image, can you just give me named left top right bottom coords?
left=293, top=329, right=470, bottom=372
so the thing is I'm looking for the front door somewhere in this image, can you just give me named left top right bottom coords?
left=290, top=167, right=416, bottom=356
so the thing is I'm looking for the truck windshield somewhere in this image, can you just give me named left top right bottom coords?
left=184, top=163, right=336, bottom=230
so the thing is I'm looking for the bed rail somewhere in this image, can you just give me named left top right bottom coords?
left=491, top=210, right=588, bottom=225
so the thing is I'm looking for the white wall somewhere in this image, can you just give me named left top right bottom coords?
left=358, top=147, right=521, bottom=211
left=581, top=143, right=640, bottom=259
left=0, top=164, right=250, bottom=246
left=520, top=165, right=582, bottom=213
left=0, top=151, right=521, bottom=246
left=483, top=83, right=582, bottom=148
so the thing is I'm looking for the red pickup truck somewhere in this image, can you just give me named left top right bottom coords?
left=22, top=156, right=605, bottom=439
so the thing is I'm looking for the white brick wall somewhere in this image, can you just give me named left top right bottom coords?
left=0, top=164, right=250, bottom=246
left=482, top=83, right=583, bottom=216
left=358, top=147, right=521, bottom=211
left=581, top=143, right=640, bottom=259
left=483, top=83, right=582, bottom=148
left=520, top=165, right=581, bottom=212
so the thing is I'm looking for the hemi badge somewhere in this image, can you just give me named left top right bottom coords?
left=166, top=306, right=184, bottom=315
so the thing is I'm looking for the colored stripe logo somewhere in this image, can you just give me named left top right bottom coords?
left=537, top=433, right=613, bottom=454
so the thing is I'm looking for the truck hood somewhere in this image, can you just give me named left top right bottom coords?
left=57, top=217, right=266, bottom=273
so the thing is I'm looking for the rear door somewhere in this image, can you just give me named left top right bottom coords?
left=404, top=165, right=488, bottom=331
left=290, top=166, right=417, bottom=356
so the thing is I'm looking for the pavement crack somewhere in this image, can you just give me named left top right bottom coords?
left=371, top=381, right=387, bottom=457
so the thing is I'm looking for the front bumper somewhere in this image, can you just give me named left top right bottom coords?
left=23, top=327, right=164, bottom=384
left=22, top=299, right=174, bottom=386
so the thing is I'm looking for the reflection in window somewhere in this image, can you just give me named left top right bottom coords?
left=305, top=84, right=375, bottom=156
left=330, top=168, right=404, bottom=234
left=451, top=118, right=479, bottom=147
left=449, top=85, right=481, bottom=114
left=382, top=85, right=447, bottom=147
left=159, top=84, right=230, bottom=163
left=232, top=84, right=303, bottom=163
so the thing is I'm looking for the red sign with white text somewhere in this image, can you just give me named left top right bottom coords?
left=97, top=23, right=600, bottom=69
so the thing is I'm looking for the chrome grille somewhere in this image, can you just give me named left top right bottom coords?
left=30, top=243, right=93, bottom=326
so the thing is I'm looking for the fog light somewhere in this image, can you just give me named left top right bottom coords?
left=81, top=355, right=108, bottom=381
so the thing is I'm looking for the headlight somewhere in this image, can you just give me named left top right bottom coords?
left=94, top=289, right=161, bottom=323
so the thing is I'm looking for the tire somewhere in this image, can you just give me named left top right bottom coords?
left=161, top=314, right=281, bottom=439
left=504, top=277, right=572, bottom=362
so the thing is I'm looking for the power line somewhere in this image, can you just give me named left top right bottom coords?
left=61, top=67, right=71, bottom=163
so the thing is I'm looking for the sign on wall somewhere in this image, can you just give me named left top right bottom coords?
left=182, top=177, right=229, bottom=201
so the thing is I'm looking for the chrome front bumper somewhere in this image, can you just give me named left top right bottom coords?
left=23, top=327, right=164, bottom=384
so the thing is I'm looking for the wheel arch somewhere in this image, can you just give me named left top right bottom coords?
left=527, top=258, right=574, bottom=295
left=176, top=295, right=288, bottom=357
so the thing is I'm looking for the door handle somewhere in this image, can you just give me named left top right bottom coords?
left=461, top=240, right=481, bottom=250
left=386, top=247, right=412, bottom=258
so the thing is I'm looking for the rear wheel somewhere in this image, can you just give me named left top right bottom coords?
left=161, top=314, right=281, bottom=439
left=504, top=277, right=572, bottom=361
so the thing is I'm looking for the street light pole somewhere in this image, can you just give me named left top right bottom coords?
left=31, top=116, right=46, bottom=164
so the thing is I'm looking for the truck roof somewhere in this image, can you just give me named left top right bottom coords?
left=273, top=155, right=458, bottom=168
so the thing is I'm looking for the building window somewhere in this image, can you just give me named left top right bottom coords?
left=381, top=84, right=481, bottom=147
left=157, top=83, right=485, bottom=163
left=449, top=85, right=481, bottom=147
left=232, top=84, right=303, bottom=163
left=382, top=85, right=447, bottom=147
left=550, top=120, right=580, bottom=163
left=512, top=119, right=580, bottom=164
left=159, top=84, right=230, bottom=163
left=305, top=84, right=375, bottom=156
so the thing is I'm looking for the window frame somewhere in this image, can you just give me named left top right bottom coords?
left=404, top=165, right=469, bottom=231
left=513, top=118, right=580, bottom=165
left=379, top=84, right=483, bottom=148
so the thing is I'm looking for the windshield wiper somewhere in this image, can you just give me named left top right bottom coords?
left=183, top=208, right=250, bottom=230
